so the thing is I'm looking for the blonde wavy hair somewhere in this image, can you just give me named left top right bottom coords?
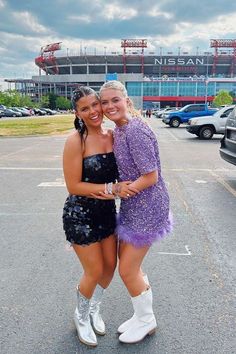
left=99, top=80, right=142, bottom=118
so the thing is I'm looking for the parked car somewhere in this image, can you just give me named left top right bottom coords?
left=154, top=107, right=178, bottom=118
left=186, top=105, right=235, bottom=139
left=162, top=104, right=217, bottom=127
left=42, top=108, right=57, bottom=115
left=19, top=107, right=31, bottom=116
left=219, top=106, right=236, bottom=166
left=33, top=108, right=47, bottom=116
left=10, top=107, right=30, bottom=117
left=0, top=108, right=22, bottom=117
left=0, top=109, right=5, bottom=118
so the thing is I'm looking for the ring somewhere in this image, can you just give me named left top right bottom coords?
left=127, top=193, right=130, bottom=197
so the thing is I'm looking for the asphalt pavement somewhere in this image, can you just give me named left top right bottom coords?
left=0, top=118, right=235, bottom=354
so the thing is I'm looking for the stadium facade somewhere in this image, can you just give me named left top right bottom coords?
left=5, top=39, right=236, bottom=109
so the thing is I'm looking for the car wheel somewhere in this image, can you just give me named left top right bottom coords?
left=199, top=126, right=214, bottom=140
left=170, top=118, right=180, bottom=128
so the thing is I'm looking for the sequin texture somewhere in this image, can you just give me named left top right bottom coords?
left=62, top=152, right=119, bottom=246
left=113, top=117, right=173, bottom=248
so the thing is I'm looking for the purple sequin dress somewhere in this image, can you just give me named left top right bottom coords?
left=113, top=117, right=173, bottom=248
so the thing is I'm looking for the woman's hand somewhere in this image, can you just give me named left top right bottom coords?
left=90, top=181, right=139, bottom=200
left=90, top=192, right=115, bottom=200
left=114, top=181, right=139, bottom=199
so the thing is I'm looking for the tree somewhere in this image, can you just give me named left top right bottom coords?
left=48, top=93, right=57, bottom=109
left=213, top=90, right=233, bottom=107
left=39, top=95, right=50, bottom=108
left=56, top=96, right=71, bottom=110
left=0, top=90, right=35, bottom=107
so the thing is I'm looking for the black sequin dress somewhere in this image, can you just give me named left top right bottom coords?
left=63, top=152, right=119, bottom=246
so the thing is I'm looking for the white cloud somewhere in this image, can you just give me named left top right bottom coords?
left=147, top=6, right=173, bottom=20
left=148, top=12, right=236, bottom=54
left=102, top=3, right=137, bottom=20
left=0, top=0, right=5, bottom=9
left=12, top=11, right=48, bottom=34
left=68, top=15, right=91, bottom=23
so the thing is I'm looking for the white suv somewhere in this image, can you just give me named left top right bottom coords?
left=186, top=106, right=235, bottom=139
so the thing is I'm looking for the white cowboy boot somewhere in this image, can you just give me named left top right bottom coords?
left=117, top=274, right=149, bottom=334
left=119, top=287, right=157, bottom=344
left=74, top=289, right=97, bottom=346
left=90, top=284, right=106, bottom=335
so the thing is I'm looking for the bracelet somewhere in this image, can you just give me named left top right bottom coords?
left=107, top=182, right=113, bottom=194
left=104, top=183, right=108, bottom=194
left=114, top=180, right=121, bottom=196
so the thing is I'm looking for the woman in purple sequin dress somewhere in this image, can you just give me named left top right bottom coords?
left=99, top=81, right=173, bottom=344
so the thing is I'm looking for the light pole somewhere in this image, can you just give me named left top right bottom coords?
left=140, top=80, right=143, bottom=114
left=204, top=51, right=211, bottom=105
left=204, top=80, right=208, bottom=104
left=177, top=47, right=181, bottom=78
left=159, top=47, right=162, bottom=78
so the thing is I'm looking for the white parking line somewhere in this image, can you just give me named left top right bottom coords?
left=38, top=181, right=65, bottom=187
left=37, top=177, right=65, bottom=187
left=157, top=245, right=192, bottom=256
left=195, top=180, right=207, bottom=184
left=209, top=171, right=236, bottom=198
left=162, top=129, right=179, bottom=141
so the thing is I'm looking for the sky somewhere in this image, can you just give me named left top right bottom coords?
left=1, top=0, right=236, bottom=89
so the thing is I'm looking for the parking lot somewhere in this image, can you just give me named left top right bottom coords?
left=0, top=118, right=235, bottom=354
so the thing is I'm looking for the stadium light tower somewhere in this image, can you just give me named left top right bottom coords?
left=210, top=39, right=236, bottom=77
left=35, top=42, right=62, bottom=75
left=121, top=39, right=147, bottom=74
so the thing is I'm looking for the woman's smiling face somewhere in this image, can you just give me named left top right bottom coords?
left=100, top=89, right=129, bottom=125
left=75, top=94, right=103, bottom=128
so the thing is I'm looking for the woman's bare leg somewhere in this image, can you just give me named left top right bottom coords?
left=118, top=241, right=150, bottom=297
left=73, top=242, right=104, bottom=298
left=99, top=234, right=117, bottom=289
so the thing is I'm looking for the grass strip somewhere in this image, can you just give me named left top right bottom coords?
left=0, top=115, right=74, bottom=136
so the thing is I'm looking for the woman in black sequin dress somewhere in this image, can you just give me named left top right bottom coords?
left=62, top=86, right=138, bottom=347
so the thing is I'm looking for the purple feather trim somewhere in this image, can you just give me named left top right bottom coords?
left=116, top=212, right=173, bottom=248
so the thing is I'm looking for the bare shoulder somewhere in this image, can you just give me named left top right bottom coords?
left=64, top=131, right=82, bottom=153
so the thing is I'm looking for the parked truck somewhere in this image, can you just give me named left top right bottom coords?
left=186, top=105, right=235, bottom=139
left=162, top=103, right=217, bottom=128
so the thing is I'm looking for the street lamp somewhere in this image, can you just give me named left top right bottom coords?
left=204, top=79, right=208, bottom=104
left=204, top=51, right=211, bottom=104
left=159, top=47, right=162, bottom=78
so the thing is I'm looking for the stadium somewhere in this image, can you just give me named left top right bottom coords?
left=5, top=39, right=236, bottom=109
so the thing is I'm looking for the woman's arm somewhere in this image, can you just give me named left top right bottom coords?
left=129, top=170, right=158, bottom=192
left=125, top=121, right=159, bottom=192
left=63, top=133, right=106, bottom=196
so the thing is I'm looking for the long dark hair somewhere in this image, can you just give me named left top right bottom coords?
left=71, top=86, right=99, bottom=139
